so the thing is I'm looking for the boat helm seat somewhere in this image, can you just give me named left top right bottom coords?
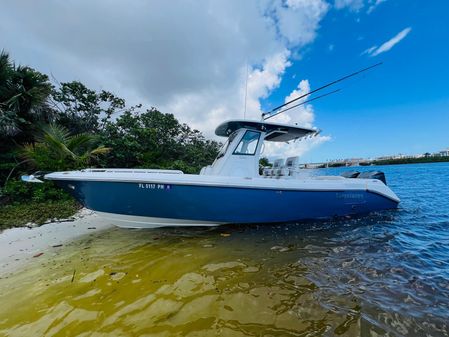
left=273, top=159, right=284, bottom=168
left=340, top=171, right=360, bottom=178
left=262, top=167, right=272, bottom=176
left=285, top=156, right=299, bottom=176
left=358, top=171, right=387, bottom=185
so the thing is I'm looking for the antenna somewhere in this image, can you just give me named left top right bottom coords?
left=262, top=62, right=382, bottom=120
left=244, top=62, right=249, bottom=119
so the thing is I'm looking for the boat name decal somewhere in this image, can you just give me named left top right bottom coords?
left=138, top=183, right=171, bottom=190
left=336, top=192, right=364, bottom=199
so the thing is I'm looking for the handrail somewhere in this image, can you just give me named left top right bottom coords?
left=81, top=168, right=184, bottom=174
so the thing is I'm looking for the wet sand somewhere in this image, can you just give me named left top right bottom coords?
left=0, top=209, right=113, bottom=275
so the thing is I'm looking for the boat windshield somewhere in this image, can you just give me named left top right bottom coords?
left=233, top=130, right=260, bottom=155
left=216, top=131, right=239, bottom=159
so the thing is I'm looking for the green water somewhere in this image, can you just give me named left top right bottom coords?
left=0, top=226, right=365, bottom=336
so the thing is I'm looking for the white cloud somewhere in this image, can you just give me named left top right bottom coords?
left=263, top=79, right=331, bottom=157
left=270, top=79, right=314, bottom=126
left=0, top=0, right=331, bottom=158
left=273, top=0, right=329, bottom=46
left=361, top=45, right=378, bottom=56
left=334, top=0, right=364, bottom=11
left=367, top=0, right=387, bottom=14
left=334, top=0, right=387, bottom=14
left=373, top=27, right=412, bottom=55
left=363, top=27, right=412, bottom=57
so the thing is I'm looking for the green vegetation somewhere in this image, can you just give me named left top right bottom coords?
left=0, top=177, right=79, bottom=229
left=0, top=200, right=80, bottom=229
left=327, top=162, right=345, bottom=168
left=0, top=51, right=52, bottom=141
left=0, top=50, right=220, bottom=228
left=370, top=155, right=449, bottom=166
left=22, top=123, right=111, bottom=171
left=99, top=108, right=219, bottom=173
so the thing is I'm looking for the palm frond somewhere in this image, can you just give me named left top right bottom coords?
left=0, top=50, right=12, bottom=85
left=89, top=146, right=112, bottom=156
left=20, top=143, right=37, bottom=162
left=43, top=133, right=74, bottom=158
left=66, top=133, right=95, bottom=152
left=16, top=122, right=112, bottom=171
left=40, top=123, right=71, bottom=143
left=20, top=143, right=48, bottom=167
left=40, top=124, right=76, bottom=159
left=0, top=109, right=20, bottom=136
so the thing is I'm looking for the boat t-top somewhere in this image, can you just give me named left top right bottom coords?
left=22, top=64, right=400, bottom=228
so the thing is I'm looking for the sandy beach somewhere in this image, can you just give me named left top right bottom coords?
left=0, top=209, right=113, bottom=275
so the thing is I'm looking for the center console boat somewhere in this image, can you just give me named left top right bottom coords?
left=22, top=119, right=400, bottom=228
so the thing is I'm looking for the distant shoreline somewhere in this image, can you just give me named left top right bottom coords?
left=301, top=156, right=449, bottom=169
left=314, top=156, right=449, bottom=169
left=365, top=156, right=449, bottom=166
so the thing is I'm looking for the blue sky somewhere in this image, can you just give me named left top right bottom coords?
left=262, top=0, right=449, bottom=162
left=1, top=0, right=448, bottom=163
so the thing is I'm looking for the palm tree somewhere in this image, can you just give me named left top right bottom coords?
left=21, top=124, right=111, bottom=171
left=0, top=51, right=17, bottom=136
left=0, top=50, right=53, bottom=138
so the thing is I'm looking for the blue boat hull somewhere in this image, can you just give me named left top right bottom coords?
left=56, top=180, right=398, bottom=226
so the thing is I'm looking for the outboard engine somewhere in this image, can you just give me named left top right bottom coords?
left=358, top=171, right=387, bottom=185
left=340, top=171, right=360, bottom=178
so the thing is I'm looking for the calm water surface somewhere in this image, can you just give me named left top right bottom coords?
left=0, top=163, right=448, bottom=336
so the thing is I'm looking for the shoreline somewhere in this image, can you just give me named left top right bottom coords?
left=303, top=160, right=449, bottom=169
left=0, top=208, right=113, bottom=275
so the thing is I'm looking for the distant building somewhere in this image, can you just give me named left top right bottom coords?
left=301, top=147, right=449, bottom=167
left=438, top=149, right=449, bottom=157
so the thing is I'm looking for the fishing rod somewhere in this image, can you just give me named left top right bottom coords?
left=264, top=89, right=341, bottom=121
left=261, top=62, right=382, bottom=120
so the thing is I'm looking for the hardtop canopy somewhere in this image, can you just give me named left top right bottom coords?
left=215, top=119, right=317, bottom=142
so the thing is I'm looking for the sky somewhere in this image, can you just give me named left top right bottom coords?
left=1, top=0, right=448, bottom=163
